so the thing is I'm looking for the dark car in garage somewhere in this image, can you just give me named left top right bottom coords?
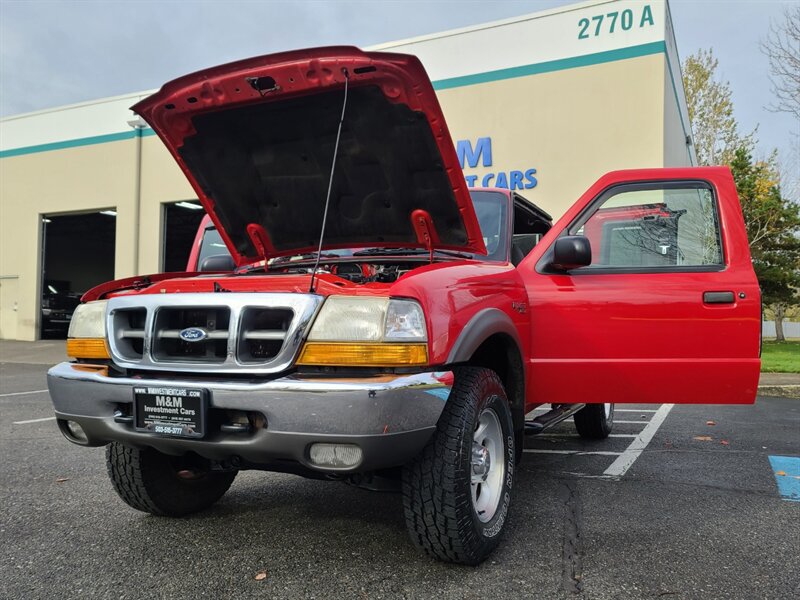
left=40, top=280, right=80, bottom=338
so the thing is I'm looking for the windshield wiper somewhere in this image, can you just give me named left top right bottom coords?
left=269, top=252, right=341, bottom=266
left=235, top=252, right=340, bottom=275
left=352, top=247, right=474, bottom=259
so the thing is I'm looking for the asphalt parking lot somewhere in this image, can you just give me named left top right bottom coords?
left=1, top=356, right=798, bottom=600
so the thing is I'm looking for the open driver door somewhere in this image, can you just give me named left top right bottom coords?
left=519, top=167, right=761, bottom=405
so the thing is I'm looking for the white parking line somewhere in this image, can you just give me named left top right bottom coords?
left=604, top=403, right=675, bottom=478
left=0, top=389, right=48, bottom=398
left=13, top=416, right=56, bottom=425
left=534, top=432, right=638, bottom=439
left=523, top=449, right=622, bottom=456
left=530, top=407, right=658, bottom=413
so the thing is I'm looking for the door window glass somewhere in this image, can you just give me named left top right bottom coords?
left=572, top=184, right=723, bottom=269
left=469, top=191, right=509, bottom=261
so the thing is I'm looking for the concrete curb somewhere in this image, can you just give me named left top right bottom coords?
left=758, top=385, right=800, bottom=399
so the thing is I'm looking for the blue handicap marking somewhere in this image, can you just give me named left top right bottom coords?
left=768, top=456, right=800, bottom=502
left=424, top=388, right=451, bottom=402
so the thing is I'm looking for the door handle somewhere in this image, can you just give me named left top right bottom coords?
left=703, top=291, right=735, bottom=304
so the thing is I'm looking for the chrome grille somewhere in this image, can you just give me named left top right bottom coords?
left=238, top=307, right=294, bottom=363
left=106, top=293, right=323, bottom=374
left=113, top=308, right=146, bottom=360
left=153, top=307, right=231, bottom=363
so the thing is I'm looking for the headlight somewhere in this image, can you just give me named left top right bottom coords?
left=298, top=297, right=428, bottom=366
left=307, top=297, right=427, bottom=342
left=66, top=300, right=110, bottom=359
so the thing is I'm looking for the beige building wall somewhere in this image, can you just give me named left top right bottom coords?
left=0, top=138, right=140, bottom=340
left=663, top=57, right=692, bottom=167
left=0, top=1, right=694, bottom=340
left=0, top=133, right=202, bottom=340
left=440, top=53, right=677, bottom=219
left=138, top=137, right=197, bottom=275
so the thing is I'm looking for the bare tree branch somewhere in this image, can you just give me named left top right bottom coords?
left=761, top=6, right=800, bottom=121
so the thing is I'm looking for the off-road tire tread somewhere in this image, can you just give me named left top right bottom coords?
left=402, top=367, right=511, bottom=565
left=573, top=404, right=613, bottom=439
left=106, top=442, right=236, bottom=517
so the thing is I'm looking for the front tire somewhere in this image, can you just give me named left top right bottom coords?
left=106, top=442, right=237, bottom=516
left=573, top=403, right=615, bottom=439
left=402, top=367, right=515, bottom=565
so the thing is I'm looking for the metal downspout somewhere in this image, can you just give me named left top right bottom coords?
left=127, top=118, right=146, bottom=276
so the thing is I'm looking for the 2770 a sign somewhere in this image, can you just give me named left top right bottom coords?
left=578, top=4, right=655, bottom=39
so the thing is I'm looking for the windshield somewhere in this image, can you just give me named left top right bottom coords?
left=197, top=227, right=229, bottom=266
left=198, top=190, right=509, bottom=266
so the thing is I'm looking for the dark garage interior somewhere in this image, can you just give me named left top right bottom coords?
left=38, top=202, right=205, bottom=340
left=40, top=210, right=116, bottom=339
left=162, top=201, right=205, bottom=272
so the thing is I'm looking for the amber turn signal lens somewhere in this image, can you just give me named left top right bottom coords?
left=66, top=338, right=110, bottom=360
left=297, top=342, right=428, bottom=367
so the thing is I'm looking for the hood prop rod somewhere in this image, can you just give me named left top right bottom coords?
left=309, top=67, right=350, bottom=294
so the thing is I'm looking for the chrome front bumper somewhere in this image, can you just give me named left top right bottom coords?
left=47, top=362, right=453, bottom=473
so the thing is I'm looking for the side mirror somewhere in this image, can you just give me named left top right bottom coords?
left=551, top=236, right=592, bottom=271
left=199, top=254, right=235, bottom=272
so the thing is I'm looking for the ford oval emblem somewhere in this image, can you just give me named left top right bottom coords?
left=179, top=327, right=208, bottom=342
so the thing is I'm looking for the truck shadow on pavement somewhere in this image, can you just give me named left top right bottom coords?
left=108, top=465, right=557, bottom=572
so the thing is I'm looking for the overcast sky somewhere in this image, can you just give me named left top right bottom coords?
left=1, top=0, right=797, bottom=167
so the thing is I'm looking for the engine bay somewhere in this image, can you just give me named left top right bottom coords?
left=271, top=261, right=420, bottom=284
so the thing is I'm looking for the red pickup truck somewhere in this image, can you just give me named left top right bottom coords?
left=48, top=47, right=760, bottom=565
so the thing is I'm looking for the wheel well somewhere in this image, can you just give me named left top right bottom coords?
left=464, top=333, right=525, bottom=438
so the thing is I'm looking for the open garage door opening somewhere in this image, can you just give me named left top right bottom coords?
left=40, top=210, right=117, bottom=339
left=162, top=201, right=205, bottom=272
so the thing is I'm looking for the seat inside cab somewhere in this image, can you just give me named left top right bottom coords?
left=511, top=193, right=552, bottom=266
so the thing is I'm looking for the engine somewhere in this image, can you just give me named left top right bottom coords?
left=277, top=261, right=417, bottom=284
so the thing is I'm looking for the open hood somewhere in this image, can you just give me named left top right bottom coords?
left=133, top=46, right=486, bottom=265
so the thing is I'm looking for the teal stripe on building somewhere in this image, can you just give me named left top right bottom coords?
left=1, top=41, right=673, bottom=159
left=0, top=127, right=156, bottom=159
left=432, top=41, right=665, bottom=90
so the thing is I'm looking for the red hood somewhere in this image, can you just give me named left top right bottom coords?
left=132, top=46, right=486, bottom=267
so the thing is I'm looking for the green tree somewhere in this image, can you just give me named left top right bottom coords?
left=682, top=49, right=754, bottom=165
left=683, top=49, right=800, bottom=341
left=729, top=147, right=800, bottom=341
